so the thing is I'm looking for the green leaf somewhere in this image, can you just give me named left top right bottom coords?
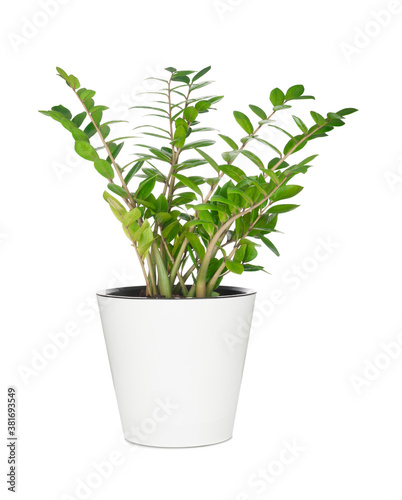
left=185, top=232, right=205, bottom=259
left=263, top=168, right=280, bottom=185
left=74, top=141, right=99, bottom=161
left=268, top=204, right=299, bottom=214
left=260, top=235, right=280, bottom=256
left=165, top=67, right=177, bottom=73
left=226, top=260, right=244, bottom=275
left=195, top=148, right=220, bottom=172
left=130, top=105, right=169, bottom=115
left=89, top=105, right=109, bottom=114
left=108, top=183, right=128, bottom=198
left=56, top=67, right=69, bottom=80
left=283, top=138, right=297, bottom=155
left=273, top=104, right=292, bottom=111
left=298, top=154, right=318, bottom=167
left=190, top=203, right=228, bottom=215
left=156, top=193, right=169, bottom=213
left=243, top=264, right=268, bottom=273
left=174, top=70, right=195, bottom=77
left=94, top=159, right=114, bottom=180
left=51, top=105, right=72, bottom=119
left=72, top=112, right=86, bottom=127
left=227, top=187, right=253, bottom=204
left=181, top=139, right=215, bottom=151
left=268, top=124, right=294, bottom=139
left=38, top=110, right=64, bottom=122
left=103, top=191, right=127, bottom=221
left=83, top=122, right=96, bottom=139
left=124, top=161, right=144, bottom=184
left=172, top=75, right=190, bottom=84
left=99, top=124, right=111, bottom=139
left=244, top=244, right=258, bottom=262
left=292, top=115, right=308, bottom=133
left=173, top=174, right=202, bottom=196
left=211, top=195, right=241, bottom=209
left=285, top=85, right=304, bottom=100
left=192, top=66, right=211, bottom=82
left=195, top=100, right=212, bottom=112
left=271, top=184, right=303, bottom=202
left=60, top=118, right=77, bottom=132
left=310, top=111, right=326, bottom=125
left=218, top=134, right=238, bottom=150
left=171, top=192, right=197, bottom=206
left=130, top=219, right=150, bottom=242
left=77, top=88, right=96, bottom=101
left=136, top=175, right=157, bottom=200
left=174, top=125, right=187, bottom=148
left=239, top=150, right=264, bottom=169
left=123, top=208, right=142, bottom=226
left=219, top=164, right=246, bottom=183
left=108, top=142, right=124, bottom=160
left=72, top=129, right=89, bottom=142
left=337, top=108, right=358, bottom=116
left=233, top=111, right=254, bottom=135
left=270, top=88, right=285, bottom=106
left=251, top=137, right=282, bottom=157
left=183, top=106, right=199, bottom=123
left=249, top=105, right=267, bottom=120
left=67, top=74, right=80, bottom=89
left=221, top=150, right=240, bottom=163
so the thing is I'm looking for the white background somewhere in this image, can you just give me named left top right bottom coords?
left=1, top=0, right=402, bottom=499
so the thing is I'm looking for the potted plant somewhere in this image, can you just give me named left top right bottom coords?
left=40, top=66, right=356, bottom=447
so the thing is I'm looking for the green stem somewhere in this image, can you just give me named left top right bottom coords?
left=152, top=243, right=172, bottom=297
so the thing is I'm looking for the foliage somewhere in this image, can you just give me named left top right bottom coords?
left=39, top=66, right=357, bottom=297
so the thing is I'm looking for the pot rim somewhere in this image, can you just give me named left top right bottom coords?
left=97, top=285, right=256, bottom=300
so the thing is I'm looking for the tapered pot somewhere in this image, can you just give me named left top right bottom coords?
left=97, top=286, right=256, bottom=448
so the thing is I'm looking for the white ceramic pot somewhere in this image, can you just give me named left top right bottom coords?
left=97, top=286, right=256, bottom=448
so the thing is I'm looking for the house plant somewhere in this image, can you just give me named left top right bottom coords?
left=40, top=66, right=356, bottom=447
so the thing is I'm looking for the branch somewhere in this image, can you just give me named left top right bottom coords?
left=72, top=89, right=136, bottom=209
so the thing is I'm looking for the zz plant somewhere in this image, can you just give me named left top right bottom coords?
left=40, top=66, right=356, bottom=298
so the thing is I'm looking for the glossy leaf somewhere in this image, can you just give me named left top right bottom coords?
left=192, top=66, right=211, bottom=82
left=239, top=150, right=264, bottom=169
left=72, top=112, right=86, bottom=127
left=260, top=235, right=280, bottom=256
left=270, top=88, right=285, bottom=106
left=292, top=115, right=308, bottom=133
left=195, top=148, right=220, bottom=172
left=183, top=106, right=199, bottom=123
left=226, top=260, right=244, bottom=274
left=233, top=111, right=253, bottom=135
left=249, top=105, right=267, bottom=120
left=51, top=105, right=72, bottom=119
left=218, top=134, right=238, bottom=150
left=123, top=208, right=142, bottom=226
left=271, top=184, right=303, bottom=202
left=124, top=161, right=144, bottom=184
left=173, top=174, right=202, bottom=196
left=268, top=204, right=299, bottom=214
left=108, top=183, right=128, bottom=198
left=94, top=159, right=114, bottom=179
left=74, top=141, right=99, bottom=161
left=285, top=85, right=304, bottom=100
left=185, top=232, right=205, bottom=259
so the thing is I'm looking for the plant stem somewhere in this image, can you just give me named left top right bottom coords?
left=73, top=89, right=136, bottom=209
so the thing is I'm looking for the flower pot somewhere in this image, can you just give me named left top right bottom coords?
left=97, top=285, right=256, bottom=448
